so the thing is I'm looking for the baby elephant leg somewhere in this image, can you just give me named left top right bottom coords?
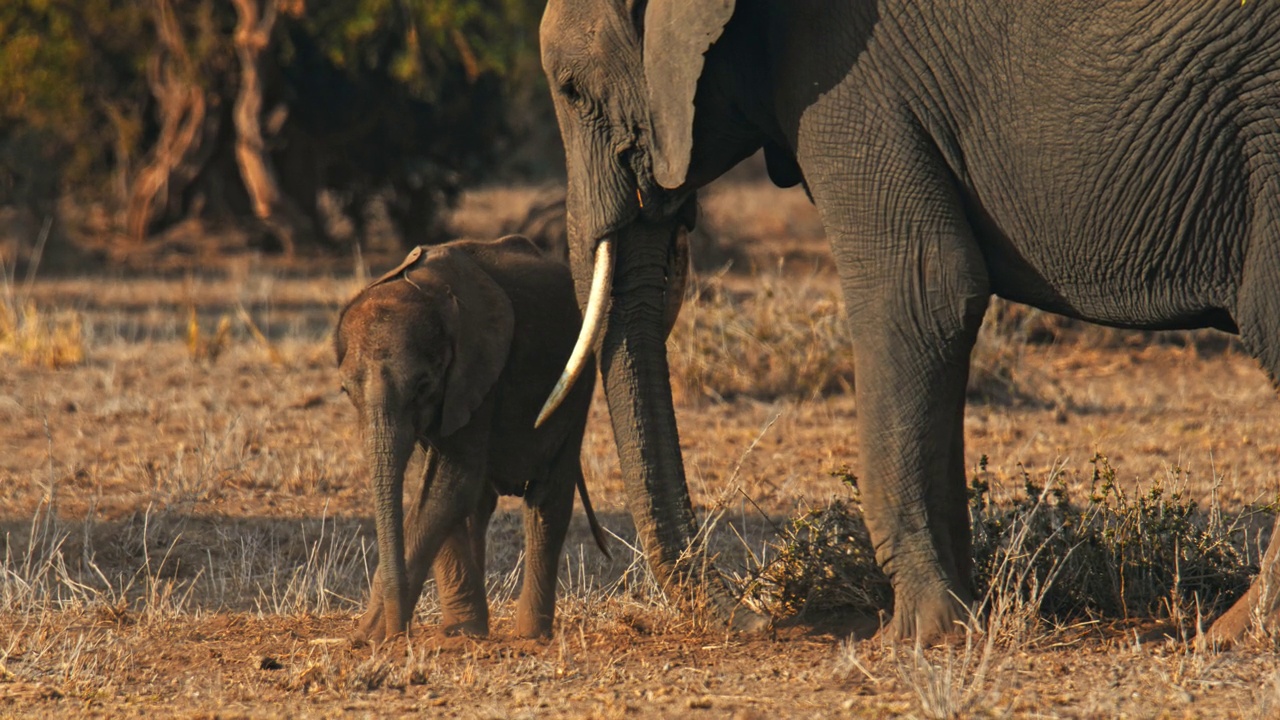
left=435, top=486, right=496, bottom=636
left=359, top=446, right=487, bottom=640
left=355, top=448, right=439, bottom=643
left=516, top=456, right=577, bottom=639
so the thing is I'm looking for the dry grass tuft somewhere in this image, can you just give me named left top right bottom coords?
left=0, top=300, right=85, bottom=369
left=889, top=634, right=999, bottom=720
left=1, top=503, right=371, bottom=621
left=668, top=277, right=1056, bottom=407
left=186, top=306, right=233, bottom=363
left=669, top=271, right=854, bottom=403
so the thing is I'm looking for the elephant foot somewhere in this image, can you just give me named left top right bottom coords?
left=1201, top=577, right=1280, bottom=648
left=352, top=604, right=386, bottom=645
left=352, top=601, right=410, bottom=645
left=1201, top=514, right=1280, bottom=648
left=441, top=614, right=490, bottom=638
left=515, top=612, right=553, bottom=640
left=883, top=583, right=971, bottom=645
left=695, top=572, right=772, bottom=634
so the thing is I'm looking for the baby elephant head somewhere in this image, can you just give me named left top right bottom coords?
left=334, top=246, right=515, bottom=638
left=335, top=246, right=515, bottom=440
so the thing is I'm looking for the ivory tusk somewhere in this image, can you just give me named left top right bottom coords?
left=536, top=239, right=613, bottom=428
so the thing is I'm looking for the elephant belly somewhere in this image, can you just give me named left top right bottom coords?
left=486, top=450, right=541, bottom=497
left=963, top=108, right=1250, bottom=332
left=937, top=0, right=1274, bottom=333
left=981, top=241, right=1241, bottom=333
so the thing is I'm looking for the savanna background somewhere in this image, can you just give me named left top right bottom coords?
left=4, top=1, right=1280, bottom=717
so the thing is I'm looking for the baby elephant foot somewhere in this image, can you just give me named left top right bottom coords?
left=440, top=594, right=489, bottom=637
left=353, top=602, right=387, bottom=644
left=441, top=614, right=489, bottom=638
left=353, top=593, right=413, bottom=644
left=515, top=609, right=554, bottom=639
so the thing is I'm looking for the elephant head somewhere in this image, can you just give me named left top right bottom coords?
left=538, top=0, right=772, bottom=629
left=335, top=246, right=514, bottom=638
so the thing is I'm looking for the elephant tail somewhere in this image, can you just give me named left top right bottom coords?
left=576, top=474, right=611, bottom=559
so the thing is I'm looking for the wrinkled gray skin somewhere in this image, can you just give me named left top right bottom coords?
left=541, top=0, right=1280, bottom=643
left=335, top=236, right=603, bottom=642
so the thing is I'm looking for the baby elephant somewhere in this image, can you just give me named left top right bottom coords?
left=335, top=235, right=608, bottom=642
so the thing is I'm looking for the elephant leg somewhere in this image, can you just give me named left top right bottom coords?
left=355, top=445, right=437, bottom=643
left=817, top=139, right=990, bottom=644
left=357, top=426, right=491, bottom=642
left=850, top=311, right=983, bottom=644
left=434, top=486, right=496, bottom=636
left=515, top=455, right=577, bottom=639
left=943, top=391, right=975, bottom=596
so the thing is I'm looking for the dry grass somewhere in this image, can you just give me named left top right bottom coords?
left=4, top=183, right=1280, bottom=716
left=668, top=272, right=1057, bottom=409
left=669, top=271, right=855, bottom=403
left=0, top=301, right=85, bottom=370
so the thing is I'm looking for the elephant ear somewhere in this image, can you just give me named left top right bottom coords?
left=415, top=246, right=514, bottom=437
left=643, top=0, right=736, bottom=189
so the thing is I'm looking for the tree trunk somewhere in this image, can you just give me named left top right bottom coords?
left=230, top=0, right=310, bottom=256
left=124, top=0, right=211, bottom=242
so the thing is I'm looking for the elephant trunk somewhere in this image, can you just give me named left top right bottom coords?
left=595, top=224, right=765, bottom=631
left=365, top=408, right=415, bottom=638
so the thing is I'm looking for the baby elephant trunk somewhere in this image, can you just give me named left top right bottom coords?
left=364, top=410, right=416, bottom=639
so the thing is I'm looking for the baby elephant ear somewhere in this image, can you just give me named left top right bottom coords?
left=425, top=247, right=515, bottom=436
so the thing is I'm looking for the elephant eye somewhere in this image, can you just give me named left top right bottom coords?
left=339, top=384, right=349, bottom=396
left=559, top=78, right=585, bottom=108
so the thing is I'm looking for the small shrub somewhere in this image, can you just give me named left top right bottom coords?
left=744, top=457, right=1259, bottom=631
left=970, top=454, right=1258, bottom=622
left=741, top=468, right=890, bottom=618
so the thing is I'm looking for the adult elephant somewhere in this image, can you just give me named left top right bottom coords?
left=537, top=0, right=1280, bottom=643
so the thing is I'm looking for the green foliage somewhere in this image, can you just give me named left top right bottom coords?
left=742, top=466, right=891, bottom=618
left=0, top=0, right=553, bottom=245
left=296, top=0, right=542, bottom=93
left=0, top=1, right=154, bottom=200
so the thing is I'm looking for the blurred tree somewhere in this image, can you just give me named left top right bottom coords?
left=0, top=0, right=553, bottom=264
left=124, top=0, right=231, bottom=246
left=0, top=1, right=154, bottom=213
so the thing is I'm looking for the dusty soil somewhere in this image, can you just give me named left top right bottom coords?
left=4, top=182, right=1280, bottom=718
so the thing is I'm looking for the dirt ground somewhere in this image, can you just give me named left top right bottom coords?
left=4, top=182, right=1280, bottom=718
